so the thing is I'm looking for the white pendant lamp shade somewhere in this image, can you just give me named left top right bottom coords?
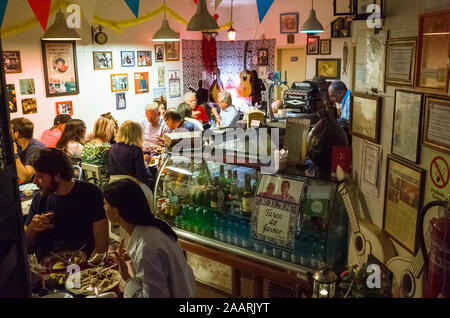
left=152, top=19, right=180, bottom=41
left=42, top=10, right=81, bottom=40
left=300, top=0, right=324, bottom=33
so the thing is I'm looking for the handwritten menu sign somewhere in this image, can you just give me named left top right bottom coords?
left=284, top=117, right=311, bottom=165
left=251, top=175, right=304, bottom=249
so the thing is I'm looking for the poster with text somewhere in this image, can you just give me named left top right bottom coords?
left=134, top=72, right=149, bottom=94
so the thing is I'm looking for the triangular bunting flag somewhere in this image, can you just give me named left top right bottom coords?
left=215, top=0, right=223, bottom=9
left=124, top=0, right=139, bottom=18
left=256, top=0, right=274, bottom=23
left=193, top=0, right=198, bottom=4
left=0, top=0, right=8, bottom=28
left=73, top=0, right=97, bottom=24
left=27, top=0, right=51, bottom=31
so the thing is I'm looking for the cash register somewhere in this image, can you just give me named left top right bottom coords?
left=282, top=81, right=324, bottom=114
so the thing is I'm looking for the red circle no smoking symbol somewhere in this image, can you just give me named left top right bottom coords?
left=430, top=156, right=449, bottom=189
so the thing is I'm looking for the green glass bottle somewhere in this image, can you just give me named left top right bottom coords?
left=241, top=175, right=254, bottom=214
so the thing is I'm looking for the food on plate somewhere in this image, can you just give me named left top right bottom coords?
left=43, top=250, right=87, bottom=270
left=66, top=268, right=121, bottom=295
left=45, top=273, right=68, bottom=289
left=88, top=252, right=115, bottom=267
left=52, top=261, right=66, bottom=270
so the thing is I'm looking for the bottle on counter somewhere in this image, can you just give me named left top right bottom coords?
left=299, top=234, right=312, bottom=268
left=241, top=175, right=255, bottom=215
left=230, top=170, right=241, bottom=213
left=240, top=218, right=251, bottom=249
left=224, top=170, right=233, bottom=211
left=210, top=176, right=224, bottom=210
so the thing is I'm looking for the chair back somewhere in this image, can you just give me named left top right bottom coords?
left=246, top=110, right=265, bottom=128
left=73, top=165, right=83, bottom=180
left=81, top=163, right=104, bottom=186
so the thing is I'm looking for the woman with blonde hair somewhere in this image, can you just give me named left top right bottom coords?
left=108, top=120, right=151, bottom=187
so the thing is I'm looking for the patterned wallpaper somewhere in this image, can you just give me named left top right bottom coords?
left=182, top=39, right=276, bottom=109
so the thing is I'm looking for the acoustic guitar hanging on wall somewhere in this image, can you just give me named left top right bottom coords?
left=237, top=41, right=252, bottom=97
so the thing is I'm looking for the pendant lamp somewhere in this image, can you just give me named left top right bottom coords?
left=300, top=0, right=324, bottom=33
left=187, top=0, right=219, bottom=31
left=42, top=10, right=81, bottom=40
left=227, top=0, right=236, bottom=42
left=152, top=0, right=180, bottom=41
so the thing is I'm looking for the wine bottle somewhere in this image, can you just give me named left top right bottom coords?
left=241, top=175, right=254, bottom=214
left=211, top=176, right=224, bottom=209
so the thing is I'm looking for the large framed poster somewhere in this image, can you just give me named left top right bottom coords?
left=422, top=95, right=450, bottom=154
left=41, top=41, right=79, bottom=97
left=383, top=155, right=425, bottom=254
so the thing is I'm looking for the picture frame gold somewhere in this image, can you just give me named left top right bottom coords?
left=316, top=58, right=341, bottom=80
left=165, top=41, right=180, bottom=61
left=350, top=92, right=382, bottom=144
left=110, top=73, right=129, bottom=92
left=93, top=51, right=113, bottom=70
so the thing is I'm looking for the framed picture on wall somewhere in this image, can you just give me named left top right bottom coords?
left=320, top=39, right=332, bottom=55
left=258, top=49, right=269, bottom=65
left=93, top=51, right=113, bottom=70
left=3, top=51, right=22, bottom=73
left=116, top=93, right=126, bottom=110
left=391, top=90, right=423, bottom=164
left=134, top=72, right=149, bottom=94
left=383, top=154, right=425, bottom=254
left=307, top=36, right=320, bottom=55
left=110, top=73, right=128, bottom=92
left=331, top=17, right=351, bottom=38
left=137, top=51, right=152, bottom=67
left=385, top=38, right=416, bottom=87
left=55, top=101, right=73, bottom=116
left=350, top=92, right=382, bottom=143
left=316, top=58, right=341, bottom=80
left=422, top=95, right=450, bottom=154
left=165, top=41, right=180, bottom=61
left=333, top=0, right=353, bottom=16
left=120, top=51, right=135, bottom=67
left=353, top=0, right=376, bottom=20
left=22, top=98, right=37, bottom=115
left=155, top=44, right=164, bottom=62
left=41, top=41, right=79, bottom=97
left=280, top=12, right=299, bottom=34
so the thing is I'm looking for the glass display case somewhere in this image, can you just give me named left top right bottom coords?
left=154, top=149, right=349, bottom=275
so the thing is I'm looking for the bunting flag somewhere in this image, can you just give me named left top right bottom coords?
left=193, top=0, right=198, bottom=4
left=256, top=0, right=274, bottom=23
left=0, top=0, right=8, bottom=28
left=215, top=0, right=223, bottom=9
left=27, top=0, right=51, bottom=30
left=124, top=0, right=140, bottom=18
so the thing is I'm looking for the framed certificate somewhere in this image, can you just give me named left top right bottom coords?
left=422, top=96, right=450, bottom=154
left=385, top=38, right=417, bottom=87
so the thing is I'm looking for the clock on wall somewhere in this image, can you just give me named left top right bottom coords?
left=91, top=25, right=108, bottom=45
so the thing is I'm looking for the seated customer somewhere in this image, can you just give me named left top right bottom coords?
left=164, top=109, right=199, bottom=132
left=109, top=120, right=152, bottom=187
left=154, top=95, right=167, bottom=120
left=11, top=117, right=46, bottom=183
left=24, top=148, right=109, bottom=261
left=103, top=179, right=196, bottom=298
left=40, top=114, right=72, bottom=148
left=184, top=92, right=209, bottom=124
left=328, top=80, right=351, bottom=121
left=177, top=102, right=204, bottom=131
left=141, top=102, right=170, bottom=150
left=211, top=92, right=239, bottom=128
left=56, top=119, right=86, bottom=163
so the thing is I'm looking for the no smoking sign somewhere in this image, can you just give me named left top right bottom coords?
left=430, top=156, right=449, bottom=189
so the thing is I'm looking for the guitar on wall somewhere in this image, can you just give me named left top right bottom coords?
left=237, top=41, right=252, bottom=97
left=208, top=67, right=223, bottom=103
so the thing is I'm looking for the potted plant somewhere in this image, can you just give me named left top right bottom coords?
left=339, top=264, right=384, bottom=298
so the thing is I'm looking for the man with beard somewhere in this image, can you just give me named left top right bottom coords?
left=24, top=148, right=109, bottom=261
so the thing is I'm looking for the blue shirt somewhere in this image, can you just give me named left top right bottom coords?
left=340, top=90, right=351, bottom=121
left=219, top=105, right=239, bottom=128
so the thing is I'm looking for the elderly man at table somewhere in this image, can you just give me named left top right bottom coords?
left=24, top=148, right=109, bottom=261
left=141, top=102, right=170, bottom=150
left=11, top=117, right=46, bottom=183
left=164, top=109, right=200, bottom=132
left=211, top=92, right=239, bottom=128
left=184, top=91, right=209, bottom=124
left=328, top=80, right=350, bottom=121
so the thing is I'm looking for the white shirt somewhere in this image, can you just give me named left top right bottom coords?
left=218, top=105, right=239, bottom=128
left=124, top=225, right=196, bottom=298
left=66, top=141, right=84, bottom=159
left=185, top=117, right=204, bottom=131
left=141, top=117, right=170, bottom=149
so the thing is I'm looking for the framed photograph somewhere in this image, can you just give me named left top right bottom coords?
left=120, top=51, right=135, bottom=67
left=155, top=44, right=164, bottom=62
left=41, top=41, right=79, bottom=97
left=165, top=41, right=180, bottom=61
left=320, top=39, right=332, bottom=55
left=258, top=48, right=268, bottom=65
left=3, top=51, right=22, bottom=73
left=55, top=101, right=73, bottom=116
left=251, top=175, right=305, bottom=249
left=134, top=72, right=149, bottom=94
left=306, top=36, right=320, bottom=55
left=169, top=79, right=181, bottom=98
left=422, top=96, right=450, bottom=154
left=168, top=70, right=180, bottom=80
left=158, top=66, right=165, bottom=87
left=354, top=0, right=376, bottom=20
left=110, top=73, right=128, bottom=92
left=383, top=155, right=425, bottom=254
left=22, top=98, right=37, bottom=115
left=280, top=12, right=299, bottom=34
left=137, top=51, right=152, bottom=67
left=6, top=84, right=17, bottom=113
left=116, top=93, right=126, bottom=110
left=19, top=79, right=35, bottom=95
left=331, top=17, right=352, bottom=38
left=350, top=92, right=382, bottom=143
left=392, top=90, right=423, bottom=163
left=316, top=58, right=341, bottom=80
left=334, top=0, right=353, bottom=16
left=153, top=87, right=166, bottom=99
left=93, top=51, right=113, bottom=70
left=385, top=38, right=416, bottom=87
left=287, top=33, right=295, bottom=44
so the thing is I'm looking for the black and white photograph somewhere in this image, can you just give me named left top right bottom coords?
left=155, top=44, right=164, bottom=62
left=111, top=73, right=128, bottom=92
left=120, top=51, right=135, bottom=67
left=258, top=49, right=268, bottom=65
left=93, top=51, right=113, bottom=70
left=116, top=92, right=126, bottom=110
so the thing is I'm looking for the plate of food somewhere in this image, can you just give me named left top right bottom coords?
left=65, top=267, right=121, bottom=296
left=88, top=252, right=116, bottom=268
left=43, top=250, right=87, bottom=271
left=148, top=156, right=160, bottom=167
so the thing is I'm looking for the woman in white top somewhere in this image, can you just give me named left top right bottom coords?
left=56, top=118, right=86, bottom=162
left=103, top=179, right=196, bottom=298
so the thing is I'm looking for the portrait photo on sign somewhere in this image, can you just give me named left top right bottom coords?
left=116, top=92, right=126, bottom=110
left=280, top=12, right=299, bottom=34
left=3, top=51, right=21, bottom=73
left=155, top=44, right=164, bottom=62
left=55, top=101, right=73, bottom=116
left=137, top=51, right=152, bottom=67
left=257, top=175, right=304, bottom=204
left=22, top=98, right=37, bottom=115
left=121, top=51, right=135, bottom=67
left=93, top=51, right=113, bottom=70
left=134, top=72, right=149, bottom=94
left=111, top=73, right=128, bottom=92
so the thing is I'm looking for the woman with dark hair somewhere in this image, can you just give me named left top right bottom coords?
left=103, top=179, right=196, bottom=298
left=56, top=118, right=86, bottom=163
left=250, top=70, right=266, bottom=106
